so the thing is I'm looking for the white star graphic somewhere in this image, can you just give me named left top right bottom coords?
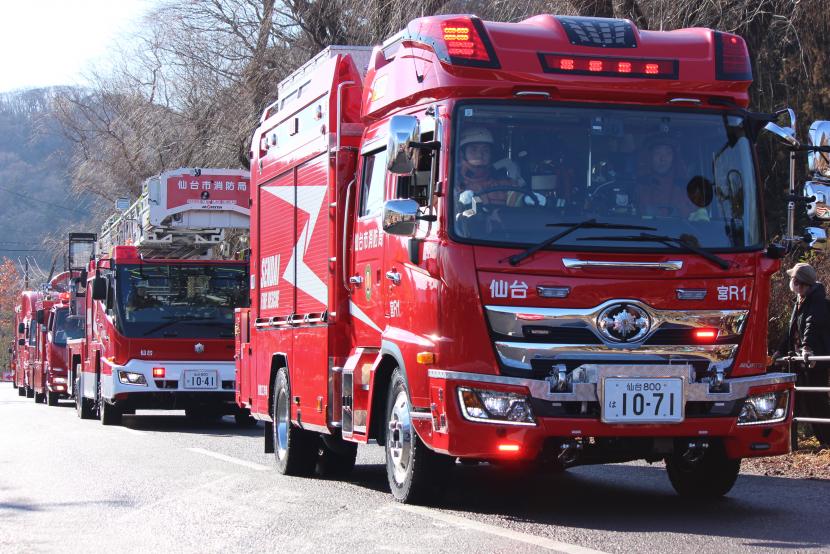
left=261, top=184, right=328, bottom=307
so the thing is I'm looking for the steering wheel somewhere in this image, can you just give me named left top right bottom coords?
left=586, top=179, right=637, bottom=214
left=471, top=186, right=542, bottom=207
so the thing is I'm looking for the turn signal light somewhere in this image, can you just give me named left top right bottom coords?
left=152, top=367, right=166, bottom=378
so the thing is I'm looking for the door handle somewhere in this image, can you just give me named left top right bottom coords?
left=349, top=275, right=363, bottom=286
left=385, top=270, right=401, bottom=285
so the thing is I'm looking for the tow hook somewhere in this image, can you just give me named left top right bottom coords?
left=682, top=440, right=709, bottom=464
left=547, top=365, right=569, bottom=392
left=558, top=439, right=582, bottom=466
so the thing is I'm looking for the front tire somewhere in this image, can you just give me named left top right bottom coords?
left=46, top=390, right=59, bottom=406
left=665, top=442, right=740, bottom=498
left=75, top=375, right=94, bottom=419
left=385, top=369, right=453, bottom=504
left=25, top=387, right=34, bottom=399
left=271, top=368, right=318, bottom=476
left=17, top=386, right=25, bottom=397
left=97, top=378, right=121, bottom=426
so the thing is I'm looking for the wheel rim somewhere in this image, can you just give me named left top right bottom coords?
left=275, top=388, right=289, bottom=460
left=387, top=390, right=413, bottom=486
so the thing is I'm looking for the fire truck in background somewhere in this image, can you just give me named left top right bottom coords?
left=237, top=14, right=799, bottom=503
left=29, top=272, right=75, bottom=405
left=68, top=168, right=252, bottom=425
left=13, top=272, right=70, bottom=400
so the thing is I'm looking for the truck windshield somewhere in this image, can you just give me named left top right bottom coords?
left=52, top=308, right=84, bottom=346
left=451, top=103, right=761, bottom=251
left=114, top=263, right=249, bottom=339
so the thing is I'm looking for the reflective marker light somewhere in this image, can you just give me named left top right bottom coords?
left=152, top=367, right=165, bottom=378
left=738, top=390, right=789, bottom=425
left=693, top=328, right=718, bottom=342
left=458, top=387, right=536, bottom=426
left=497, top=444, right=521, bottom=452
left=540, top=53, right=678, bottom=79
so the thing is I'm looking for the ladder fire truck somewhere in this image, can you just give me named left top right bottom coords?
left=68, top=168, right=252, bottom=425
left=236, top=15, right=798, bottom=503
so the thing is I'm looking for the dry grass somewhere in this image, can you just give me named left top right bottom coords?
left=742, top=436, right=830, bottom=479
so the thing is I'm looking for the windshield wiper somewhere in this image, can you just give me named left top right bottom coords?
left=505, top=219, right=657, bottom=266
left=577, top=233, right=731, bottom=270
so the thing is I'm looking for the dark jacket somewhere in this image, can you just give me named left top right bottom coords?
left=779, top=282, right=830, bottom=355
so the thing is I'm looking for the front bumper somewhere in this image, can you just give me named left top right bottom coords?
left=417, top=365, right=795, bottom=461
left=102, top=358, right=237, bottom=411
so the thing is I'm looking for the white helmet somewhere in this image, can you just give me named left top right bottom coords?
left=459, top=127, right=494, bottom=148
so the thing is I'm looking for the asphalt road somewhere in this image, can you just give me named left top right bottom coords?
left=1, top=384, right=828, bottom=553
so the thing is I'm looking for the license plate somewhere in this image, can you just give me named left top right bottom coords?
left=602, top=378, right=683, bottom=423
left=183, top=370, right=218, bottom=390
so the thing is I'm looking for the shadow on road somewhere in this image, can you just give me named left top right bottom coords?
left=118, top=414, right=262, bottom=438
left=346, top=461, right=830, bottom=549
left=0, top=498, right=133, bottom=514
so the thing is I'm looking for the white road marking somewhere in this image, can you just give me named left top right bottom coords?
left=393, top=504, right=609, bottom=554
left=188, top=447, right=271, bottom=471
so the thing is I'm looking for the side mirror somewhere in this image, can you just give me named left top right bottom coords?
left=17, top=338, right=25, bottom=346
left=91, top=277, right=107, bottom=301
left=765, top=243, right=786, bottom=259
left=36, top=310, right=44, bottom=324
left=803, top=227, right=828, bottom=251
left=17, top=322, right=24, bottom=334
left=382, top=199, right=419, bottom=237
left=808, top=120, right=830, bottom=177
left=40, top=324, right=47, bottom=333
left=387, top=115, right=419, bottom=175
left=763, top=106, right=799, bottom=147
left=804, top=181, right=830, bottom=220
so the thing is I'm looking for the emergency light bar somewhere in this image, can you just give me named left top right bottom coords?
left=539, top=53, right=678, bottom=79
left=428, top=17, right=499, bottom=68
left=714, top=31, right=752, bottom=81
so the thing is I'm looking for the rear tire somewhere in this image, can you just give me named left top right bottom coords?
left=665, top=442, right=740, bottom=498
left=385, top=368, right=453, bottom=504
left=271, top=368, right=319, bottom=476
left=25, top=387, right=34, bottom=399
left=46, top=390, right=59, bottom=406
left=17, top=386, right=25, bottom=397
left=234, top=410, right=258, bottom=428
left=75, top=375, right=94, bottom=419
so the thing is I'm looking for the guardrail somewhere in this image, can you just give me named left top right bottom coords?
left=775, top=356, right=830, bottom=430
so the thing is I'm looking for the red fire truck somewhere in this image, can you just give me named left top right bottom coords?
left=236, top=15, right=796, bottom=502
left=28, top=272, right=72, bottom=405
left=15, top=290, right=42, bottom=398
left=69, top=168, right=252, bottom=425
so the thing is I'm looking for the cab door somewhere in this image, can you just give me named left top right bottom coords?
left=348, top=147, right=388, bottom=346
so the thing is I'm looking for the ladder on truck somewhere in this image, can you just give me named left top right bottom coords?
left=98, top=168, right=250, bottom=259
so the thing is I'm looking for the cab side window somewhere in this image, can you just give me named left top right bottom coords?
left=359, top=149, right=388, bottom=217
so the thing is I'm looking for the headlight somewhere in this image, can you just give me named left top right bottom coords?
left=118, top=371, right=148, bottom=386
left=737, top=390, right=789, bottom=425
left=458, top=387, right=536, bottom=426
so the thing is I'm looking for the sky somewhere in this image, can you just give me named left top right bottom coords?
left=0, top=0, right=158, bottom=93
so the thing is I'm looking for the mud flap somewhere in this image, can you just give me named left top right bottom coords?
left=264, top=421, right=274, bottom=453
